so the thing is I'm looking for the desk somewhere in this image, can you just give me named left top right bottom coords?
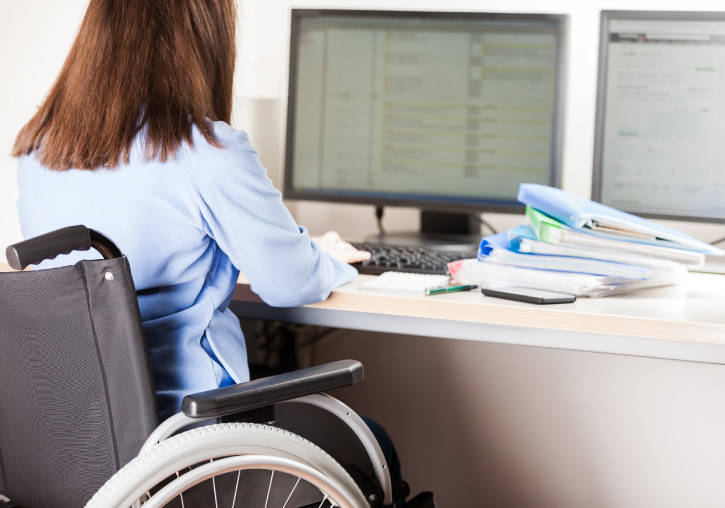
left=231, top=272, right=725, bottom=365
left=4, top=262, right=724, bottom=364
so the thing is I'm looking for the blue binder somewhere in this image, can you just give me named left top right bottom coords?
left=517, top=184, right=723, bottom=256
left=477, top=228, right=651, bottom=280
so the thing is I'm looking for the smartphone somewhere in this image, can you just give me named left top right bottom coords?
left=481, top=286, right=576, bottom=305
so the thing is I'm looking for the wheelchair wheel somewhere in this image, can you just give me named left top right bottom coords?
left=86, top=422, right=368, bottom=508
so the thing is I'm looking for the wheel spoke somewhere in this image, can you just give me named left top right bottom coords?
left=317, top=494, right=328, bottom=508
left=264, top=470, right=274, bottom=508
left=210, top=459, right=219, bottom=508
left=175, top=471, right=186, bottom=508
left=230, top=470, right=241, bottom=508
left=281, top=477, right=301, bottom=508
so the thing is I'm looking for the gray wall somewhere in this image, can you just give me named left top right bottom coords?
left=312, top=330, right=725, bottom=507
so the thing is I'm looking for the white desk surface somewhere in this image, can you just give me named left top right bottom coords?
left=231, top=272, right=725, bottom=365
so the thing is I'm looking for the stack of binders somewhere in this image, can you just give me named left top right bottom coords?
left=448, top=184, right=724, bottom=297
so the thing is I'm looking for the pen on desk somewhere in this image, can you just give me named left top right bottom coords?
left=424, top=284, right=477, bottom=296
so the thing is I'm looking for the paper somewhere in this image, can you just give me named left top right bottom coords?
left=448, top=259, right=685, bottom=298
left=360, top=272, right=449, bottom=293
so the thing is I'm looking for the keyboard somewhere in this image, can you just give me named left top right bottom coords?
left=351, top=242, right=475, bottom=275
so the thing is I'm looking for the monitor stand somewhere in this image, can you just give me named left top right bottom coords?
left=365, top=210, right=481, bottom=253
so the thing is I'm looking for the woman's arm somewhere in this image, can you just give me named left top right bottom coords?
left=188, top=127, right=360, bottom=307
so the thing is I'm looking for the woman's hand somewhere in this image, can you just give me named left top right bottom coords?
left=313, top=231, right=371, bottom=264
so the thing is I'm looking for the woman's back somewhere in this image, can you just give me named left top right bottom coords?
left=17, top=121, right=357, bottom=418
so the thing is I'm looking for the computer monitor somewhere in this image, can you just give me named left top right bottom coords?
left=284, top=9, right=567, bottom=232
left=593, top=10, right=725, bottom=223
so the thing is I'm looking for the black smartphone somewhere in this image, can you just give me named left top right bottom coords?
left=481, top=286, right=576, bottom=305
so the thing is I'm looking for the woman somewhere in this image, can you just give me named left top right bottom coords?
left=11, top=4, right=446, bottom=505
left=12, top=2, right=371, bottom=419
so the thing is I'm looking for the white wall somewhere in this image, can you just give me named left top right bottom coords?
left=0, top=1, right=88, bottom=258
left=2, top=0, right=725, bottom=259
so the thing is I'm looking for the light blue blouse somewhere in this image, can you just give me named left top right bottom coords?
left=16, top=121, right=357, bottom=419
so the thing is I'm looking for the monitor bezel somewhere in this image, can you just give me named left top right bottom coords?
left=592, top=10, right=725, bottom=224
left=283, top=8, right=568, bottom=214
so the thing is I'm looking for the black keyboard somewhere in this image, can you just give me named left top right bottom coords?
left=351, top=242, right=475, bottom=275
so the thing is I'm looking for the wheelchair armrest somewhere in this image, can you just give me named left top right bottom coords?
left=181, top=360, right=364, bottom=419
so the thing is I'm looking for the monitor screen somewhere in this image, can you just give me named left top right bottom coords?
left=284, top=10, right=566, bottom=212
left=593, top=11, right=725, bottom=222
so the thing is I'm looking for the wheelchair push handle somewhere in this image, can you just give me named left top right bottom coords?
left=6, top=225, right=122, bottom=270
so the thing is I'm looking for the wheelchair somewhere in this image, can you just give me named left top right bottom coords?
left=0, top=226, right=419, bottom=508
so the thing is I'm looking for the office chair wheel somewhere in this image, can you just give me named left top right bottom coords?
left=86, top=422, right=368, bottom=508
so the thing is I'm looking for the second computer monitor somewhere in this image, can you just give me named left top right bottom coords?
left=285, top=10, right=566, bottom=212
left=593, top=10, right=725, bottom=222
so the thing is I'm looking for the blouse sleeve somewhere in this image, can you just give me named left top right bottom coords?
left=186, top=127, right=357, bottom=307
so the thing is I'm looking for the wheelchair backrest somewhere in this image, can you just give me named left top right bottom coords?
left=0, top=257, right=158, bottom=507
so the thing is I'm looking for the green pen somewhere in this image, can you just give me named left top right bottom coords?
left=424, top=284, right=477, bottom=296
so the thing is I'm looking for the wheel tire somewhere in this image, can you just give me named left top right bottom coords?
left=86, top=422, right=368, bottom=508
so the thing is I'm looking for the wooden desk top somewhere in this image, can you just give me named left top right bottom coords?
left=5, top=262, right=724, bottom=363
left=232, top=271, right=725, bottom=365
left=233, top=272, right=725, bottom=343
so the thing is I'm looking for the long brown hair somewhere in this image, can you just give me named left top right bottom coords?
left=12, top=0, right=236, bottom=170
